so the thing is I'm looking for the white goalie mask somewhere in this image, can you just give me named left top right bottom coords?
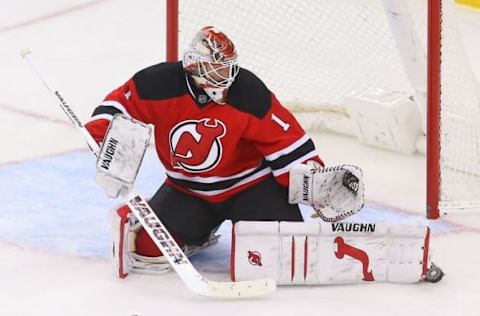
left=183, top=26, right=239, bottom=104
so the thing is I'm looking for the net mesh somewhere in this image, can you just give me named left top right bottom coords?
left=177, top=0, right=480, bottom=210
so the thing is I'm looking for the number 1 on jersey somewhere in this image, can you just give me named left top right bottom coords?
left=271, top=113, right=290, bottom=131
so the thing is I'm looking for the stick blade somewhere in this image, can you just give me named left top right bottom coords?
left=20, top=48, right=32, bottom=58
left=206, top=278, right=276, bottom=298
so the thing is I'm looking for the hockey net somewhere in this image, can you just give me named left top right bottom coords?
left=166, top=0, right=480, bottom=218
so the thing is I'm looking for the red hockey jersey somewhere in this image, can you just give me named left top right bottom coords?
left=85, top=62, right=323, bottom=202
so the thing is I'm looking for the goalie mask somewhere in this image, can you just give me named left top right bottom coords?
left=183, top=26, right=239, bottom=104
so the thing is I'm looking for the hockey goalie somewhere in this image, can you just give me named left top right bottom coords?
left=85, top=26, right=442, bottom=284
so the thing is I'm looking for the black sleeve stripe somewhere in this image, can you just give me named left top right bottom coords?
left=92, top=105, right=123, bottom=117
left=269, top=139, right=316, bottom=171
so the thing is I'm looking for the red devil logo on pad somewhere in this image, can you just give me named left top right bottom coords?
left=247, top=251, right=263, bottom=266
left=334, top=236, right=374, bottom=281
left=169, top=118, right=226, bottom=173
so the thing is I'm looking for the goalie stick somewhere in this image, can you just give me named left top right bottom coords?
left=20, top=49, right=276, bottom=298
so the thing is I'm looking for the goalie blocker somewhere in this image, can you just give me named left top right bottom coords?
left=231, top=221, right=443, bottom=284
left=95, top=114, right=152, bottom=198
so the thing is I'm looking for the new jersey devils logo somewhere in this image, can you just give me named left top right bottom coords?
left=169, top=118, right=226, bottom=173
left=334, top=237, right=374, bottom=281
left=247, top=251, right=263, bottom=266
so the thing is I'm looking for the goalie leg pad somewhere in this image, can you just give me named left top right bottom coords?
left=110, top=205, right=171, bottom=278
left=232, top=221, right=431, bottom=285
left=111, top=205, right=221, bottom=278
left=110, top=205, right=132, bottom=278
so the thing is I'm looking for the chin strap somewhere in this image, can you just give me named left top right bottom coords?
left=191, top=75, right=228, bottom=104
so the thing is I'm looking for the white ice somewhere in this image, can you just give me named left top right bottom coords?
left=1, top=1, right=480, bottom=315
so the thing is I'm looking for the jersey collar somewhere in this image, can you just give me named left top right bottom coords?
left=185, top=74, right=211, bottom=108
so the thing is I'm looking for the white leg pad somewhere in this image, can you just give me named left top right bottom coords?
left=109, top=206, right=134, bottom=278
left=110, top=206, right=171, bottom=278
left=110, top=205, right=221, bottom=278
left=232, top=221, right=431, bottom=285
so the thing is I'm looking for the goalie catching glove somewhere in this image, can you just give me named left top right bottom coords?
left=289, top=162, right=364, bottom=222
left=95, top=114, right=152, bottom=198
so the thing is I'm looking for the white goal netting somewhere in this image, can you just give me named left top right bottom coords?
left=175, top=0, right=480, bottom=211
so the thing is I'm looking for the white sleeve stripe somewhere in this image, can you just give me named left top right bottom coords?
left=166, top=164, right=261, bottom=183
left=86, top=113, right=113, bottom=124
left=264, top=134, right=310, bottom=161
left=271, top=150, right=318, bottom=177
left=99, top=100, right=131, bottom=117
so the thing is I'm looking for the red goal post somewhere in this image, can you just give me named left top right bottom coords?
left=165, top=0, right=480, bottom=219
left=427, top=0, right=441, bottom=219
left=166, top=0, right=178, bottom=62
